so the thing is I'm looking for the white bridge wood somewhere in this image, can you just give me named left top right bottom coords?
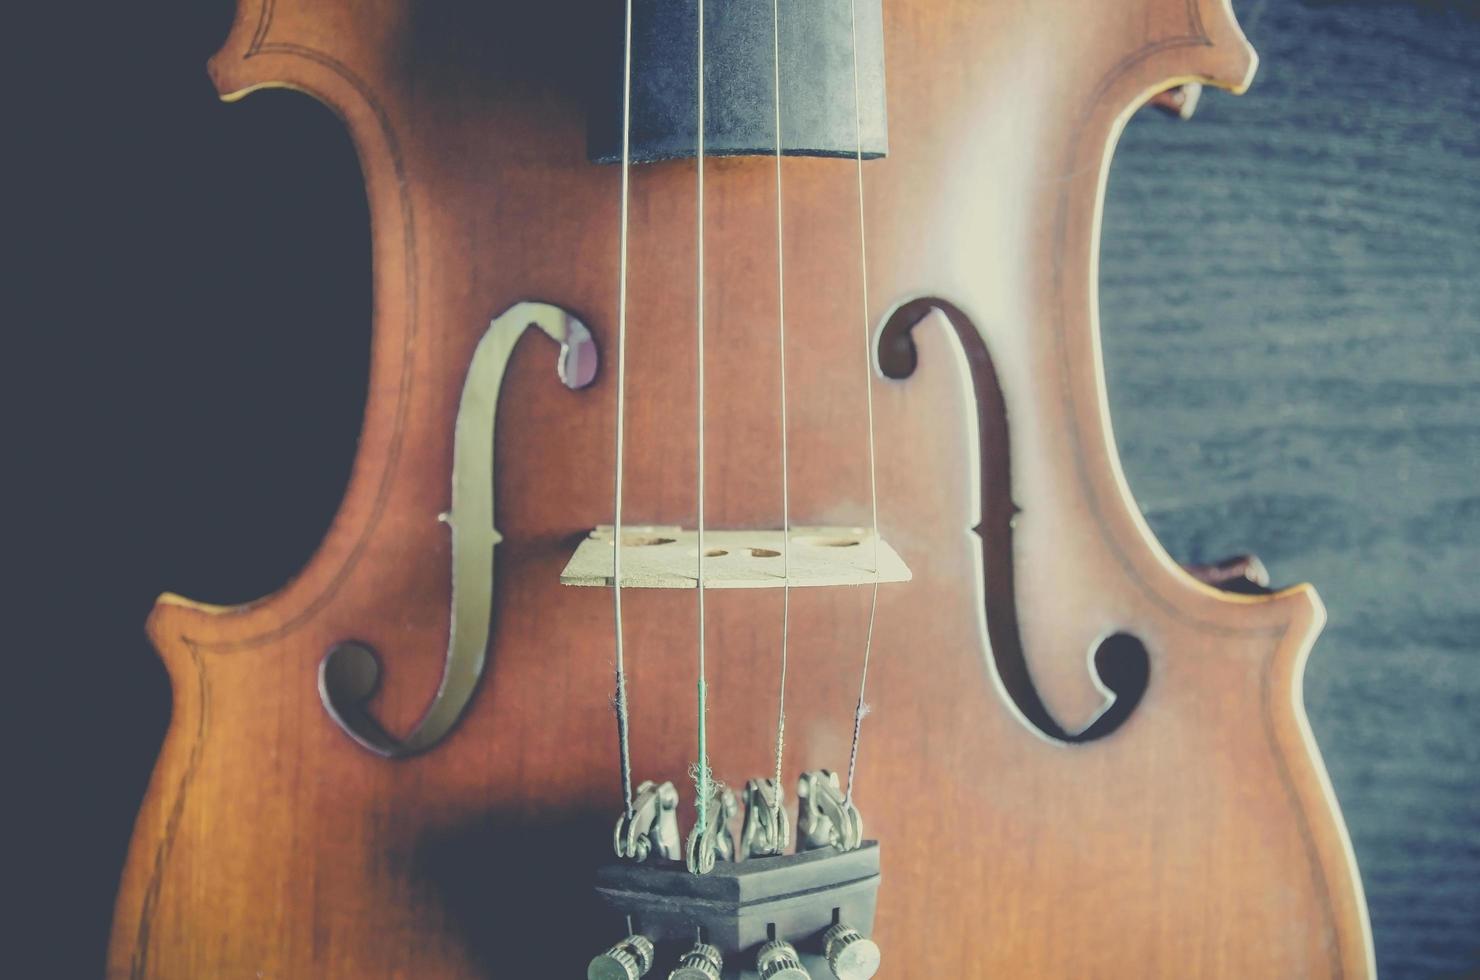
left=560, top=526, right=913, bottom=590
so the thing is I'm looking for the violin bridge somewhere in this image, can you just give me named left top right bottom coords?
left=560, top=526, right=912, bottom=590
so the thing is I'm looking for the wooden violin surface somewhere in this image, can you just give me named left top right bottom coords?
left=110, top=0, right=1375, bottom=975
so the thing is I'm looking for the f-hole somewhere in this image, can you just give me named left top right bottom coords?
left=877, top=297, right=1149, bottom=743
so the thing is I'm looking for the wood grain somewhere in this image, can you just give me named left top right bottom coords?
left=1100, top=3, right=1480, bottom=976
left=105, top=0, right=1377, bottom=976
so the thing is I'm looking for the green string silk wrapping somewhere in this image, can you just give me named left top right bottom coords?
left=696, top=677, right=710, bottom=830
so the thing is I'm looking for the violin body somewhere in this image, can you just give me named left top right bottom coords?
left=111, top=0, right=1375, bottom=976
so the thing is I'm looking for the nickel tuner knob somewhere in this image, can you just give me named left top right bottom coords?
left=757, top=938, right=812, bottom=980
left=668, top=942, right=724, bottom=980
left=822, top=923, right=881, bottom=980
left=588, top=934, right=656, bottom=980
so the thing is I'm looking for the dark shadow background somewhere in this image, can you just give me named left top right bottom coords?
left=10, top=0, right=1476, bottom=976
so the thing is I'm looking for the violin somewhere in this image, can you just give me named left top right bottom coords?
left=110, top=0, right=1375, bottom=976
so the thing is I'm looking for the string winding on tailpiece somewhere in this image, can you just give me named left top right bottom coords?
left=798, top=770, right=864, bottom=852
left=613, top=780, right=681, bottom=863
left=593, top=767, right=876, bottom=978
left=741, top=777, right=792, bottom=857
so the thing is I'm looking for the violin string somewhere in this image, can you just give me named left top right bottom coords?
left=693, top=0, right=712, bottom=845
left=610, top=0, right=637, bottom=821
left=843, top=0, right=881, bottom=808
left=768, top=0, right=792, bottom=835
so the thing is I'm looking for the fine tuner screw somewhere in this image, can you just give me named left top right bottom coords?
left=822, top=923, right=881, bottom=980
left=757, top=938, right=812, bottom=980
left=668, top=941, right=724, bottom=980
left=588, top=934, right=656, bottom=980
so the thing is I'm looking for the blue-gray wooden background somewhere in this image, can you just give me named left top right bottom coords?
left=1102, top=2, right=1479, bottom=974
